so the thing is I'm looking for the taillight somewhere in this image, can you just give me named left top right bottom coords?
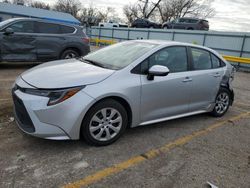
left=82, top=37, right=90, bottom=44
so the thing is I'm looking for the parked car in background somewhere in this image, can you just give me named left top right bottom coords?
left=12, top=40, right=234, bottom=146
left=99, top=20, right=128, bottom=28
left=131, top=18, right=161, bottom=28
left=162, top=18, right=209, bottom=30
left=0, top=18, right=90, bottom=62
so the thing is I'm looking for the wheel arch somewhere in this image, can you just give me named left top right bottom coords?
left=79, top=95, right=133, bottom=138
left=219, top=83, right=234, bottom=105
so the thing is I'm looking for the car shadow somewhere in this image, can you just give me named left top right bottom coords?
left=0, top=62, right=39, bottom=69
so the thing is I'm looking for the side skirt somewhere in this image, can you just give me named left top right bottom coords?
left=138, top=110, right=208, bottom=126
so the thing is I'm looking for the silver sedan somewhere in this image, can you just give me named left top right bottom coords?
left=12, top=40, right=234, bottom=146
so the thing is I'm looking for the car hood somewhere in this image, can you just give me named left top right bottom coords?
left=21, top=59, right=115, bottom=89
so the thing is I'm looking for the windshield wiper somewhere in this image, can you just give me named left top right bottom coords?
left=80, top=58, right=107, bottom=68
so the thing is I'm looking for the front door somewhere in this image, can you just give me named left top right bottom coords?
left=140, top=46, right=192, bottom=123
left=0, top=20, right=36, bottom=61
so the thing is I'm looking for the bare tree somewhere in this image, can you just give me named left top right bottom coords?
left=12, top=0, right=25, bottom=5
left=123, top=0, right=162, bottom=24
left=97, top=7, right=116, bottom=22
left=54, top=0, right=81, bottom=18
left=123, top=0, right=215, bottom=24
left=30, top=1, right=50, bottom=10
left=138, top=0, right=162, bottom=18
left=78, top=5, right=101, bottom=26
left=78, top=5, right=119, bottom=26
left=123, top=4, right=140, bottom=24
left=157, top=0, right=215, bottom=22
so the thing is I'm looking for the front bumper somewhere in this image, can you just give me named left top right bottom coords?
left=12, top=78, right=95, bottom=140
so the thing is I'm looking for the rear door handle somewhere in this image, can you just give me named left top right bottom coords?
left=182, top=77, right=192, bottom=83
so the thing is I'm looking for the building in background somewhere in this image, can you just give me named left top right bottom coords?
left=0, top=2, right=80, bottom=25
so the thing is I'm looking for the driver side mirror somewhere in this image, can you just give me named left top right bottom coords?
left=147, top=65, right=170, bottom=80
left=4, top=28, right=14, bottom=35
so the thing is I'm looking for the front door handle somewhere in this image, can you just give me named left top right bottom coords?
left=182, top=77, right=192, bottom=82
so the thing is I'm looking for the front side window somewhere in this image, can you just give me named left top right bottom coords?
left=8, top=21, right=34, bottom=33
left=172, top=19, right=179, bottom=23
left=36, top=22, right=60, bottom=34
left=141, top=46, right=188, bottom=73
left=191, top=48, right=212, bottom=70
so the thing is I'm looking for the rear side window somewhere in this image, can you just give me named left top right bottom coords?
left=36, top=22, right=60, bottom=34
left=189, top=19, right=198, bottom=23
left=191, top=48, right=212, bottom=70
left=8, top=21, right=34, bottom=33
left=60, top=25, right=75, bottom=34
left=211, top=54, right=221, bottom=68
left=179, top=18, right=187, bottom=23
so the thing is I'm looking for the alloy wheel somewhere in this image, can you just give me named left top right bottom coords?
left=89, top=108, right=123, bottom=141
left=215, top=92, right=229, bottom=114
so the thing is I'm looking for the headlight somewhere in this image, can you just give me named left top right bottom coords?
left=23, top=86, right=85, bottom=106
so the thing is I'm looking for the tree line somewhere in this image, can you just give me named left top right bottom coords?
left=1, top=0, right=215, bottom=26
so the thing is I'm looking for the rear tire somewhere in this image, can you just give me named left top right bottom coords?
left=60, top=49, right=80, bottom=59
left=210, top=88, right=231, bottom=117
left=81, top=99, right=128, bottom=146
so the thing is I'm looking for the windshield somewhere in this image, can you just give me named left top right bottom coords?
left=82, top=41, right=158, bottom=70
left=0, top=19, right=13, bottom=29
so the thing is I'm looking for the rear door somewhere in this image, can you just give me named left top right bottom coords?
left=35, top=21, right=65, bottom=61
left=188, top=47, right=224, bottom=112
left=0, top=20, right=37, bottom=61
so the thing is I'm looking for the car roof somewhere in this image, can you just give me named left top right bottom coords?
left=4, top=18, right=78, bottom=27
left=129, top=40, right=217, bottom=53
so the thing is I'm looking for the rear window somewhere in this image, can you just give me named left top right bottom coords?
left=36, top=22, right=60, bottom=34
left=61, top=25, right=75, bottom=34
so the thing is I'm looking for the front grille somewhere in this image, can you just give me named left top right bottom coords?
left=12, top=89, right=35, bottom=133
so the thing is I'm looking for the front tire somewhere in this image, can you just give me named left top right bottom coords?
left=210, top=88, right=231, bottom=117
left=81, top=99, right=128, bottom=146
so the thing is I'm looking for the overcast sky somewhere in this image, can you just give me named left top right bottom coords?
left=28, top=0, right=250, bottom=32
